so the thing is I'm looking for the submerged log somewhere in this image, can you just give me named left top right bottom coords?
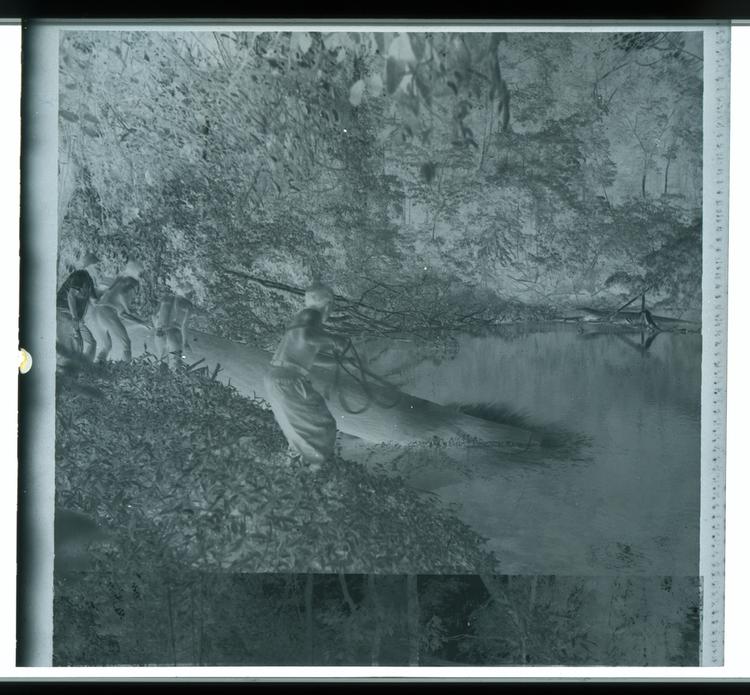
left=123, top=321, right=537, bottom=450
left=565, top=307, right=699, bottom=331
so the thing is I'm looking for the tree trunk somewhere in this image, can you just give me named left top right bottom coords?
left=663, top=157, right=671, bottom=195
left=406, top=574, right=420, bottom=666
left=528, top=575, right=537, bottom=612
left=304, top=573, right=314, bottom=665
left=165, top=581, right=177, bottom=666
left=58, top=126, right=78, bottom=225
left=198, top=575, right=205, bottom=665
left=338, top=572, right=357, bottom=614
left=368, top=574, right=382, bottom=666
left=189, top=582, right=197, bottom=664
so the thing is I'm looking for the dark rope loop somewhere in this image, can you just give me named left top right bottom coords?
left=333, top=340, right=369, bottom=414
left=332, top=339, right=401, bottom=415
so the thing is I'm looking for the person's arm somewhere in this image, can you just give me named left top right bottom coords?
left=180, top=306, right=191, bottom=331
left=313, top=350, right=341, bottom=367
left=328, top=331, right=349, bottom=351
left=119, top=279, right=151, bottom=325
left=121, top=312, right=152, bottom=327
left=310, top=331, right=350, bottom=368
left=66, top=288, right=81, bottom=327
left=123, top=278, right=144, bottom=315
left=87, top=274, right=100, bottom=301
left=179, top=302, right=191, bottom=351
left=304, top=324, right=347, bottom=351
left=154, top=295, right=172, bottom=332
left=121, top=296, right=151, bottom=327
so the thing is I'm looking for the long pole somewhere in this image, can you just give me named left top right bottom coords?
left=607, top=285, right=653, bottom=320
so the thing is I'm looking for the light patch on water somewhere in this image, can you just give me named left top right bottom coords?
left=356, top=324, right=701, bottom=576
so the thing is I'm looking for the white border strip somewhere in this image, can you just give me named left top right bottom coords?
left=0, top=24, right=21, bottom=673
left=699, top=26, right=730, bottom=668
left=723, top=24, right=750, bottom=675
left=21, top=24, right=60, bottom=668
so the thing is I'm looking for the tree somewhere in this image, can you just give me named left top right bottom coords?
left=58, top=29, right=704, bottom=341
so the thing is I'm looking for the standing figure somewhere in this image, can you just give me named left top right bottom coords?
left=154, top=280, right=193, bottom=369
left=56, top=252, right=100, bottom=362
left=263, top=284, right=348, bottom=472
left=88, top=259, right=144, bottom=363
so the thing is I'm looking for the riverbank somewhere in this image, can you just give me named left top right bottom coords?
left=55, top=357, right=497, bottom=575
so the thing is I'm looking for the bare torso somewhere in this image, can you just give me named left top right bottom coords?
left=271, top=308, right=339, bottom=373
left=98, top=276, right=139, bottom=314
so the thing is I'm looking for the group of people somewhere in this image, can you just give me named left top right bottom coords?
left=53, top=278, right=352, bottom=575
left=58, top=254, right=351, bottom=472
left=56, top=252, right=193, bottom=369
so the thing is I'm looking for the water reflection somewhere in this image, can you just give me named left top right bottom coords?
left=352, top=323, right=701, bottom=576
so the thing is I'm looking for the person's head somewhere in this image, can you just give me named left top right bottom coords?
left=122, top=259, right=144, bottom=280
left=79, top=252, right=99, bottom=270
left=305, top=284, right=334, bottom=320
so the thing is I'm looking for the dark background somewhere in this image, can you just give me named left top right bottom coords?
left=0, top=1, right=748, bottom=20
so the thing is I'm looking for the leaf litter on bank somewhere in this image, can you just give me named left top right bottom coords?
left=56, top=357, right=497, bottom=575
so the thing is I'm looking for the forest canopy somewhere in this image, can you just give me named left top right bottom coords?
left=58, top=30, right=704, bottom=343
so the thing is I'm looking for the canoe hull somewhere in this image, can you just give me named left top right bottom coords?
left=123, top=323, right=535, bottom=448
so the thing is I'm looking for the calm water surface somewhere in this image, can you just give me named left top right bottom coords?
left=354, top=324, right=701, bottom=576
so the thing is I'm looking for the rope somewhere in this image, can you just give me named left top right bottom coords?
left=331, top=339, right=401, bottom=415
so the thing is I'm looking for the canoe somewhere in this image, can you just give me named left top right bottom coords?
left=123, top=321, right=537, bottom=450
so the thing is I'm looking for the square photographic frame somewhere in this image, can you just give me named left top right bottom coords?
left=16, top=19, right=730, bottom=673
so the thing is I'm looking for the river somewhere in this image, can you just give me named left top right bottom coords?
left=345, top=323, right=701, bottom=577
left=127, top=318, right=701, bottom=577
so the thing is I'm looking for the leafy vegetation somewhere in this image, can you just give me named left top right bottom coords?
left=53, top=30, right=705, bottom=666
left=53, top=569, right=700, bottom=666
left=56, top=357, right=497, bottom=574
left=58, top=30, right=704, bottom=344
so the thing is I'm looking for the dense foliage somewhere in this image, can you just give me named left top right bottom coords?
left=56, top=358, right=497, bottom=574
left=53, top=30, right=705, bottom=666
left=58, top=30, right=704, bottom=344
left=53, top=568, right=700, bottom=666
left=52, top=355, right=698, bottom=666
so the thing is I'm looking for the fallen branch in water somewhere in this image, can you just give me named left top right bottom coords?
left=217, top=266, right=540, bottom=336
